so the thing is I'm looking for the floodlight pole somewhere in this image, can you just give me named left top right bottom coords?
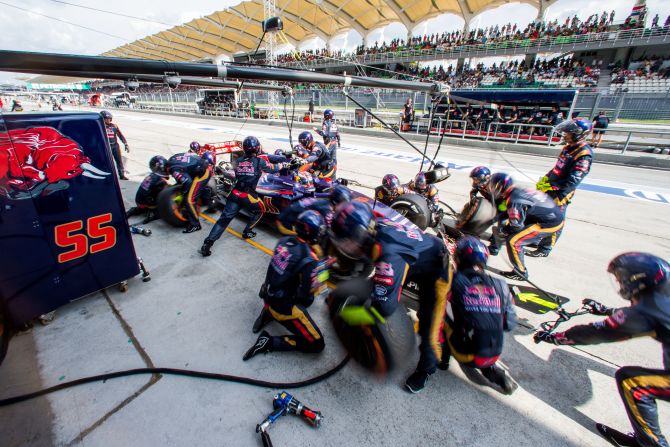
left=264, top=0, right=279, bottom=119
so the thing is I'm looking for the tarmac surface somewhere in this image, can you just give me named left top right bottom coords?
left=2, top=109, right=670, bottom=446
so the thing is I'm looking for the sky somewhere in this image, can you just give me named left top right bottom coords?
left=1, top=0, right=669, bottom=85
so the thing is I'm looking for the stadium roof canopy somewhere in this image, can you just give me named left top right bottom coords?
left=102, top=0, right=553, bottom=61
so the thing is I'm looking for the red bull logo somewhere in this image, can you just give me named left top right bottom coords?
left=0, top=126, right=110, bottom=200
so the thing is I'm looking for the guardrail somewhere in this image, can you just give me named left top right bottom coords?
left=415, top=118, right=560, bottom=145
left=283, top=27, right=670, bottom=69
left=590, top=128, right=670, bottom=154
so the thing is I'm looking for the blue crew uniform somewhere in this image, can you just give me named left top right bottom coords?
left=549, top=290, right=670, bottom=447
left=204, top=154, right=282, bottom=243
left=316, top=119, right=340, bottom=146
left=501, top=188, right=564, bottom=278
left=166, top=153, right=211, bottom=226
left=370, top=220, right=450, bottom=373
left=256, top=236, right=327, bottom=352
left=104, top=122, right=127, bottom=179
left=305, top=141, right=336, bottom=181
left=277, top=198, right=333, bottom=235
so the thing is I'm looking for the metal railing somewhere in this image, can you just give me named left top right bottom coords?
left=416, top=118, right=559, bottom=145
left=589, top=128, right=670, bottom=154
left=282, top=27, right=670, bottom=69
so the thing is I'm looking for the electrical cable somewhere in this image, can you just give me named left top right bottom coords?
left=0, top=355, right=350, bottom=407
left=0, top=0, right=132, bottom=41
left=46, top=0, right=177, bottom=27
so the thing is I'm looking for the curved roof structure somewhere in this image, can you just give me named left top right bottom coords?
left=102, top=0, right=552, bottom=61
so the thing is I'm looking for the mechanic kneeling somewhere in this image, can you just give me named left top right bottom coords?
left=329, top=202, right=450, bottom=380
left=200, top=136, right=287, bottom=256
left=166, top=151, right=214, bottom=233
left=375, top=174, right=403, bottom=205
left=535, top=253, right=670, bottom=447
left=126, top=155, right=169, bottom=224
left=489, top=173, right=564, bottom=281
left=406, top=236, right=518, bottom=393
left=277, top=184, right=352, bottom=235
left=243, top=210, right=328, bottom=360
left=402, top=172, right=440, bottom=216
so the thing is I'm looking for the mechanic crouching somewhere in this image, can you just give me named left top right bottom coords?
left=243, top=211, right=328, bottom=360
left=488, top=173, right=564, bottom=281
left=406, top=236, right=518, bottom=394
left=297, top=131, right=337, bottom=181
left=200, top=136, right=288, bottom=256
left=166, top=151, right=214, bottom=233
left=535, top=253, right=670, bottom=447
left=329, top=202, right=450, bottom=383
left=277, top=184, right=352, bottom=235
left=375, top=174, right=403, bottom=205
left=126, top=155, right=169, bottom=224
left=403, top=172, right=440, bottom=213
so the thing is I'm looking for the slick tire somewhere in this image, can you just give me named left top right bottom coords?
left=456, top=197, right=497, bottom=236
left=327, top=278, right=415, bottom=375
left=157, top=185, right=200, bottom=227
left=390, top=193, right=431, bottom=231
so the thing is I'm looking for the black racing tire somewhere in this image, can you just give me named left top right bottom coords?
left=157, top=185, right=199, bottom=227
left=456, top=197, right=497, bottom=236
left=390, top=193, right=431, bottom=231
left=327, top=278, right=415, bottom=375
left=423, top=164, right=450, bottom=184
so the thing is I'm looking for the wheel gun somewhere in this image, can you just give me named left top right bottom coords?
left=256, top=391, right=323, bottom=447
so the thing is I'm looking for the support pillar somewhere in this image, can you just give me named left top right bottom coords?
left=456, top=57, right=466, bottom=73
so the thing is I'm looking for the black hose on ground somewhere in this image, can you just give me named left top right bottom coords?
left=0, top=355, right=350, bottom=407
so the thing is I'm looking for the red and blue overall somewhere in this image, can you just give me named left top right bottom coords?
left=126, top=173, right=168, bottom=221
left=304, top=141, right=337, bottom=181
left=204, top=154, right=282, bottom=243
left=104, top=122, right=127, bottom=178
left=258, top=236, right=328, bottom=353
left=370, top=219, right=450, bottom=374
left=277, top=198, right=333, bottom=236
left=316, top=119, right=340, bottom=146
left=550, top=290, right=670, bottom=447
left=537, top=141, right=593, bottom=252
left=500, top=188, right=564, bottom=278
left=442, top=267, right=517, bottom=371
left=166, top=153, right=210, bottom=226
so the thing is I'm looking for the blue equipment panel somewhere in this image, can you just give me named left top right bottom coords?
left=0, top=112, right=139, bottom=326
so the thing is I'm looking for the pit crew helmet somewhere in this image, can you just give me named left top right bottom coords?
left=189, top=141, right=201, bottom=153
left=555, top=118, right=593, bottom=142
left=412, top=172, right=428, bottom=193
left=298, top=131, right=314, bottom=149
left=382, top=174, right=400, bottom=191
left=293, top=144, right=310, bottom=159
left=329, top=202, right=376, bottom=260
left=242, top=136, right=262, bottom=156
left=149, top=155, right=168, bottom=176
left=324, top=109, right=334, bottom=120
left=101, top=110, right=113, bottom=121
left=330, top=184, right=352, bottom=206
left=489, top=172, right=514, bottom=201
left=470, top=166, right=491, bottom=188
left=607, top=252, right=670, bottom=300
left=456, top=236, right=489, bottom=268
left=201, top=151, right=216, bottom=166
left=295, top=210, right=326, bottom=244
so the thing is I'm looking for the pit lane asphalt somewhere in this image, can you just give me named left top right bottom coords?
left=1, top=109, right=669, bottom=446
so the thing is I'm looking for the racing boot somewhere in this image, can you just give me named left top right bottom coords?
left=481, top=364, right=518, bottom=395
left=405, top=370, right=434, bottom=394
left=243, top=331, right=271, bottom=361
left=200, top=240, right=213, bottom=257
left=252, top=306, right=273, bottom=334
left=526, top=249, right=550, bottom=258
left=596, top=424, right=642, bottom=447
left=242, top=230, right=257, bottom=239
left=142, top=211, right=159, bottom=224
left=126, top=206, right=143, bottom=218
left=182, top=223, right=202, bottom=234
left=500, top=269, right=528, bottom=281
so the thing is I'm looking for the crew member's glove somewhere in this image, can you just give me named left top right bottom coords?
left=536, top=175, right=552, bottom=193
left=533, top=330, right=558, bottom=344
left=124, top=144, right=130, bottom=153
left=582, top=299, right=612, bottom=316
left=279, top=162, right=292, bottom=170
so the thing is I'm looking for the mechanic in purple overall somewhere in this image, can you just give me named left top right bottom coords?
left=200, top=136, right=287, bottom=256
left=401, top=172, right=440, bottom=214
left=488, top=173, right=564, bottom=280
left=329, top=202, right=450, bottom=381
left=469, top=166, right=492, bottom=202
left=533, top=118, right=593, bottom=258
left=314, top=109, right=340, bottom=146
left=535, top=253, right=670, bottom=447
left=126, top=155, right=169, bottom=224
left=101, top=110, right=129, bottom=180
left=166, top=151, right=214, bottom=234
left=276, top=184, right=352, bottom=235
left=406, top=236, right=518, bottom=393
left=244, top=211, right=328, bottom=360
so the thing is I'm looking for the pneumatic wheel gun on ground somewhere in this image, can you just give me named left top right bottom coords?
left=256, top=391, right=323, bottom=446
